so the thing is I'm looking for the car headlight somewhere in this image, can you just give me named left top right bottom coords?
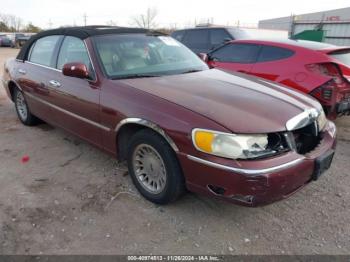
left=317, top=109, right=327, bottom=131
left=192, top=129, right=279, bottom=160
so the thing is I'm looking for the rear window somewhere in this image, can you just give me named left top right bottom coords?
left=210, top=29, right=232, bottom=47
left=183, top=29, right=209, bottom=49
left=330, top=50, right=350, bottom=66
left=171, top=31, right=186, bottom=42
left=257, top=45, right=294, bottom=62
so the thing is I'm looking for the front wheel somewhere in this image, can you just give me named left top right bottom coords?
left=127, top=129, right=185, bottom=204
left=14, top=88, right=39, bottom=126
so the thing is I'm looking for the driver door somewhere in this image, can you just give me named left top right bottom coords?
left=48, top=36, right=103, bottom=147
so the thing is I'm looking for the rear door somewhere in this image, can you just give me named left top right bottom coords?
left=17, top=35, right=63, bottom=123
left=48, top=36, right=103, bottom=147
left=182, top=29, right=210, bottom=54
left=208, top=43, right=261, bottom=74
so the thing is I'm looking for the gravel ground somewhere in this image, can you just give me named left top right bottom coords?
left=0, top=47, right=350, bottom=255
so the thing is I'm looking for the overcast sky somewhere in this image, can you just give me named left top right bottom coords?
left=1, top=0, right=349, bottom=29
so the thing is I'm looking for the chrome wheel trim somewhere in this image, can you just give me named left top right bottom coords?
left=16, top=91, right=28, bottom=121
left=132, top=144, right=167, bottom=194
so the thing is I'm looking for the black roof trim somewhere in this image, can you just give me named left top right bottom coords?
left=17, top=26, right=165, bottom=60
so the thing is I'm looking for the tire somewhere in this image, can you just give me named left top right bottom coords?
left=127, top=129, right=185, bottom=204
left=14, top=88, right=40, bottom=126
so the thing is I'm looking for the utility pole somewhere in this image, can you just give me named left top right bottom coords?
left=48, top=19, right=53, bottom=29
left=83, top=13, right=87, bottom=26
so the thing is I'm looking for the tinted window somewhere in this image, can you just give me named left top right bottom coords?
left=29, top=35, right=60, bottom=67
left=57, top=36, right=92, bottom=73
left=210, top=29, right=231, bottom=48
left=183, top=29, right=209, bottom=49
left=171, top=31, right=186, bottom=42
left=257, top=46, right=294, bottom=62
left=211, top=43, right=260, bottom=63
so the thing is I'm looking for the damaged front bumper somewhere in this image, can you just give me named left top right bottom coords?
left=179, top=121, right=337, bottom=207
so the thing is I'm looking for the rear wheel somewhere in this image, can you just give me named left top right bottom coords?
left=127, top=129, right=185, bottom=204
left=14, top=88, right=39, bottom=126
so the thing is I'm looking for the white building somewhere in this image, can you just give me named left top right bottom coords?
left=259, top=7, right=350, bottom=46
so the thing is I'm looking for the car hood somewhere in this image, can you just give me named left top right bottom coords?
left=119, top=69, right=321, bottom=133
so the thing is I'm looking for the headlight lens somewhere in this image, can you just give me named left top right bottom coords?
left=192, top=129, right=278, bottom=159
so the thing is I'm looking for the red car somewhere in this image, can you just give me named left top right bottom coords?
left=2, top=27, right=336, bottom=206
left=202, top=39, right=350, bottom=119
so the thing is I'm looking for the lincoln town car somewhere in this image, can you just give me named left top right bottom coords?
left=2, top=26, right=336, bottom=206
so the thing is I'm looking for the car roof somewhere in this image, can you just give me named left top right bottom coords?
left=234, top=38, right=337, bottom=50
left=174, top=26, right=230, bottom=31
left=36, top=26, right=157, bottom=39
left=17, top=26, right=165, bottom=61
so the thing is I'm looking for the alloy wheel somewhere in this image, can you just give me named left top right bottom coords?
left=16, top=91, right=28, bottom=121
left=132, top=144, right=167, bottom=194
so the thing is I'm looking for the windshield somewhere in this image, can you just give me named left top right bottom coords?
left=330, top=50, right=350, bottom=67
left=93, top=34, right=208, bottom=79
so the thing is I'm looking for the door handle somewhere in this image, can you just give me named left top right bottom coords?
left=49, top=80, right=61, bottom=88
left=18, top=68, right=26, bottom=74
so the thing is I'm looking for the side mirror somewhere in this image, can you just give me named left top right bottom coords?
left=62, top=62, right=89, bottom=79
left=198, top=53, right=209, bottom=63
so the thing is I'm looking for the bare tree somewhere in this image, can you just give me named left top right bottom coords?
left=0, top=13, right=11, bottom=29
left=0, top=13, right=23, bottom=31
left=131, top=7, right=158, bottom=29
left=8, top=15, right=23, bottom=32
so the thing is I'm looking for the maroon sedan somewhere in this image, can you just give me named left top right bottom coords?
left=202, top=39, right=350, bottom=119
left=2, top=26, right=336, bottom=206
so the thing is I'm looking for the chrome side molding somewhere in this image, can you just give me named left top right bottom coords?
left=187, top=155, right=304, bottom=175
left=115, top=118, right=179, bottom=152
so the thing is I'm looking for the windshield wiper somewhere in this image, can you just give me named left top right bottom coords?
left=112, top=74, right=160, bottom=80
left=180, top=69, right=203, bottom=74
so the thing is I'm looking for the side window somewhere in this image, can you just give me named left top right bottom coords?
left=57, top=36, right=92, bottom=73
left=172, top=31, right=186, bottom=42
left=209, top=29, right=232, bottom=49
left=29, top=35, right=60, bottom=67
left=183, top=29, right=209, bottom=49
left=211, top=43, right=261, bottom=63
left=257, top=46, right=294, bottom=62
